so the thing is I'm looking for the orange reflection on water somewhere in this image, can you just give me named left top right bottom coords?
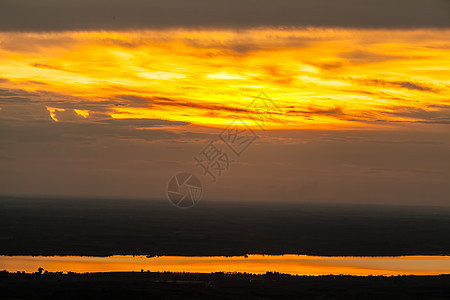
left=1, top=255, right=449, bottom=276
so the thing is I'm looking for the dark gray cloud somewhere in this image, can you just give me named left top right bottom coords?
left=339, top=50, right=405, bottom=64
left=0, top=117, right=204, bottom=144
left=111, top=94, right=255, bottom=115
left=282, top=102, right=450, bottom=126
left=383, top=105, right=450, bottom=124
left=0, top=0, right=449, bottom=31
left=351, top=78, right=438, bottom=92
left=101, top=118, right=189, bottom=127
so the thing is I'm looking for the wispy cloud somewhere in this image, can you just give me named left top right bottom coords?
left=0, top=29, right=449, bottom=129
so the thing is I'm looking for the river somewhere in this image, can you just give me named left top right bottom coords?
left=1, top=255, right=449, bottom=275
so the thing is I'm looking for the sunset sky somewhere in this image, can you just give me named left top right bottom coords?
left=1, top=0, right=449, bottom=205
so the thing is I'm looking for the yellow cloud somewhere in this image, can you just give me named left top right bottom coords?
left=46, top=106, right=65, bottom=122
left=74, top=109, right=89, bottom=118
left=1, top=28, right=449, bottom=129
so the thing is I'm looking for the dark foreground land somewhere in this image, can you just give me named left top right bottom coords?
left=1, top=271, right=450, bottom=300
left=0, top=196, right=449, bottom=256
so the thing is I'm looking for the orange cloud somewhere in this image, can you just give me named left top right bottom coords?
left=1, top=29, right=449, bottom=129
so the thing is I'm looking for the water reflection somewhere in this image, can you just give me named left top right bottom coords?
left=1, top=255, right=449, bottom=276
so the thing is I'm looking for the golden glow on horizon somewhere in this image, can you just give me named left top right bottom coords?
left=1, top=29, right=449, bottom=129
left=0, top=255, right=449, bottom=276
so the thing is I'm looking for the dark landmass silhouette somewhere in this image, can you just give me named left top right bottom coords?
left=1, top=270, right=449, bottom=300
left=0, top=196, right=449, bottom=257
